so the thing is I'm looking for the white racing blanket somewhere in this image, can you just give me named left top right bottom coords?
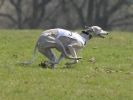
left=56, top=28, right=86, bottom=45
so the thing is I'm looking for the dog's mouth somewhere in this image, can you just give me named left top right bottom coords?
left=98, top=34, right=106, bottom=38
left=97, top=31, right=109, bottom=38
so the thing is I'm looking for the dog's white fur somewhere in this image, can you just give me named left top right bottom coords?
left=24, top=26, right=108, bottom=68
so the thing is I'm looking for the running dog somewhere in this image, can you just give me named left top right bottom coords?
left=24, top=26, right=108, bottom=68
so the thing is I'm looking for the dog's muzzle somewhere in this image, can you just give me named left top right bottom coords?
left=98, top=31, right=109, bottom=38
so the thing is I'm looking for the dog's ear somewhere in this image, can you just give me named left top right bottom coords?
left=86, top=27, right=93, bottom=32
left=84, top=26, right=93, bottom=31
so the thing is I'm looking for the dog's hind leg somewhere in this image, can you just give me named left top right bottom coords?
left=39, top=49, right=57, bottom=69
left=56, top=53, right=65, bottom=64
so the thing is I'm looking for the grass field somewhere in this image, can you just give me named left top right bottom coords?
left=0, top=30, right=133, bottom=100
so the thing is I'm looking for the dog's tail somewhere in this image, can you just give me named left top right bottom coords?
left=20, top=43, right=38, bottom=65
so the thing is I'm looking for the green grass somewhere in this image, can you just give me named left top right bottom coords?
left=0, top=30, right=133, bottom=100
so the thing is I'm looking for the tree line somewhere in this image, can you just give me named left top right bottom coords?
left=0, top=0, right=133, bottom=30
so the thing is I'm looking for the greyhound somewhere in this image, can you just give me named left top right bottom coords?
left=23, top=26, right=108, bottom=68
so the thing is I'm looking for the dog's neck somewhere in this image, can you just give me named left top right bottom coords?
left=78, top=31, right=92, bottom=45
left=80, top=31, right=92, bottom=41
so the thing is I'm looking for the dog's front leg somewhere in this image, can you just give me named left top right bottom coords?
left=55, top=38, right=81, bottom=60
left=65, top=44, right=79, bottom=65
left=67, top=44, right=78, bottom=58
left=67, top=42, right=83, bottom=59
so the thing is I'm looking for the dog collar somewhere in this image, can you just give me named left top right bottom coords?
left=82, top=31, right=92, bottom=40
left=82, top=31, right=89, bottom=35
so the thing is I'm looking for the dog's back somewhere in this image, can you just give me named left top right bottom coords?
left=41, top=29, right=58, bottom=37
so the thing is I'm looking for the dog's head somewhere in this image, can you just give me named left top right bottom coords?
left=83, top=26, right=108, bottom=38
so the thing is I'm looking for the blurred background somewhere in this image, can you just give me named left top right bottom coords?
left=0, top=0, right=133, bottom=30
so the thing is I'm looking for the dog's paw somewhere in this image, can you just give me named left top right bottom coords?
left=39, top=61, right=49, bottom=68
left=76, top=57, right=82, bottom=60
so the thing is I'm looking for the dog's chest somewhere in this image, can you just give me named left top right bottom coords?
left=58, top=36, right=84, bottom=48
